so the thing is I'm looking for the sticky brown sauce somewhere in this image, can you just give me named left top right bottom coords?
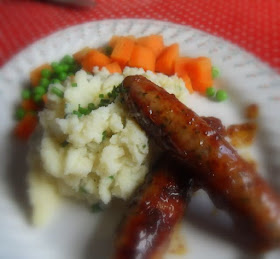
left=227, top=122, right=257, bottom=148
left=245, top=103, right=259, bottom=120
left=202, top=116, right=226, bottom=137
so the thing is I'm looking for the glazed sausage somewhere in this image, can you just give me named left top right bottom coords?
left=201, top=116, right=226, bottom=137
left=114, top=156, right=193, bottom=259
left=121, top=75, right=280, bottom=250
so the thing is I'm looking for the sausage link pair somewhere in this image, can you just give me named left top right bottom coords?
left=121, top=75, right=280, bottom=250
left=114, top=157, right=193, bottom=259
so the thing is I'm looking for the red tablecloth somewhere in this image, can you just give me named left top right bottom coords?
left=0, top=0, right=280, bottom=73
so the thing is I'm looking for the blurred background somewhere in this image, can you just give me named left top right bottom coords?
left=0, top=0, right=279, bottom=72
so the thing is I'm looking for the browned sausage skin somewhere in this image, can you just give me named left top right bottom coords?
left=121, top=75, right=280, bottom=250
left=202, top=116, right=226, bottom=137
left=114, top=157, right=193, bottom=259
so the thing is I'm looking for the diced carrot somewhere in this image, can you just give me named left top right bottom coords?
left=137, top=35, right=164, bottom=58
left=109, top=36, right=121, bottom=48
left=179, top=74, right=194, bottom=94
left=30, top=63, right=52, bottom=87
left=155, top=43, right=179, bottom=75
left=73, top=47, right=92, bottom=63
left=21, top=99, right=39, bottom=111
left=42, top=94, right=48, bottom=104
left=81, top=49, right=112, bottom=72
left=176, top=57, right=213, bottom=93
left=128, top=45, right=156, bottom=72
left=14, top=114, right=38, bottom=140
left=127, top=35, right=136, bottom=42
left=175, top=57, right=191, bottom=75
left=175, top=57, right=193, bottom=93
left=104, top=62, right=122, bottom=74
left=111, top=37, right=135, bottom=66
left=109, top=35, right=136, bottom=48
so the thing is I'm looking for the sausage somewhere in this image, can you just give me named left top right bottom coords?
left=114, top=156, right=193, bottom=259
left=121, top=75, right=280, bottom=250
left=202, top=116, right=226, bottom=137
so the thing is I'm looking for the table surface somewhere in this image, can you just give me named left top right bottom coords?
left=0, top=0, right=280, bottom=73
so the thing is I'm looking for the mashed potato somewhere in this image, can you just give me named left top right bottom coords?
left=28, top=66, right=189, bottom=225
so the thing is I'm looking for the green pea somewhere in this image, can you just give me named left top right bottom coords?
left=62, top=55, right=74, bottom=64
left=21, top=89, right=31, bottom=100
left=212, top=66, right=220, bottom=79
left=216, top=90, right=228, bottom=102
left=58, top=72, right=67, bottom=81
left=33, top=94, right=43, bottom=102
left=40, top=78, right=50, bottom=88
left=33, top=86, right=46, bottom=95
left=15, top=107, right=26, bottom=120
left=53, top=64, right=64, bottom=74
left=206, top=87, right=216, bottom=97
left=61, top=64, right=70, bottom=72
left=41, top=68, right=52, bottom=78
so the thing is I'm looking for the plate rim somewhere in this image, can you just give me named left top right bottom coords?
left=0, top=18, right=279, bottom=77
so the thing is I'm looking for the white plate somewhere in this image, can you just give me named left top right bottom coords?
left=0, top=19, right=280, bottom=259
